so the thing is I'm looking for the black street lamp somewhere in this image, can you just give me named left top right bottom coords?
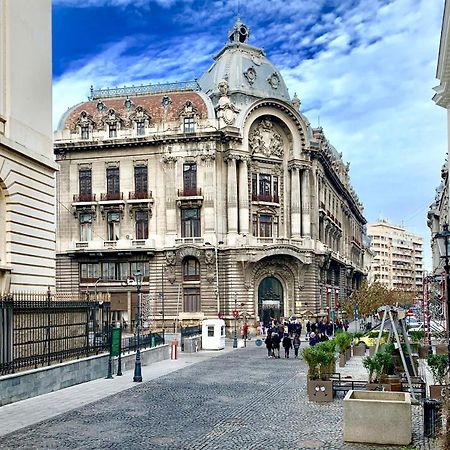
left=133, top=269, right=143, bottom=382
left=434, top=224, right=450, bottom=375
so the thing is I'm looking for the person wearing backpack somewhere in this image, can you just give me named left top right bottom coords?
left=292, top=333, right=301, bottom=358
left=282, top=333, right=292, bottom=358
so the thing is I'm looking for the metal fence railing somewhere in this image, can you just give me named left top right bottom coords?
left=121, top=331, right=165, bottom=354
left=0, top=292, right=111, bottom=375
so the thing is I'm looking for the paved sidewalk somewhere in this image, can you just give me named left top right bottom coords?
left=0, top=345, right=234, bottom=437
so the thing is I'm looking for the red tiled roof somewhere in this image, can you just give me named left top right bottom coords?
left=62, top=91, right=209, bottom=130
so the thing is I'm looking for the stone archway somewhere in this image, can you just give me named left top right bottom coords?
left=258, top=276, right=283, bottom=326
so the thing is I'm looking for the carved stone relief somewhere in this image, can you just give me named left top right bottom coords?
left=249, top=118, right=284, bottom=158
left=215, top=79, right=240, bottom=127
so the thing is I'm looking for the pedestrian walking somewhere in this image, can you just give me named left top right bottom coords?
left=306, top=320, right=311, bottom=339
left=292, top=333, right=301, bottom=358
left=309, top=332, right=319, bottom=346
left=271, top=332, right=280, bottom=358
left=282, top=333, right=292, bottom=358
left=265, top=333, right=273, bottom=358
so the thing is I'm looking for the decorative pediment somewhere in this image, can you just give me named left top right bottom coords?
left=178, top=100, right=199, bottom=118
left=129, top=106, right=151, bottom=125
left=73, top=110, right=96, bottom=132
left=101, top=108, right=124, bottom=128
left=249, top=117, right=284, bottom=158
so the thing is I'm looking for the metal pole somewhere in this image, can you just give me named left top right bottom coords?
left=215, top=243, right=220, bottom=315
left=161, top=266, right=165, bottom=332
left=133, top=283, right=142, bottom=382
left=233, top=292, right=238, bottom=349
left=445, top=234, right=450, bottom=384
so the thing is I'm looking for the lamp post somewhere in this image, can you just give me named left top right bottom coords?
left=434, top=223, right=450, bottom=377
left=133, top=269, right=143, bottom=382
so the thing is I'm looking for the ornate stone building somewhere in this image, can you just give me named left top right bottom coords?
left=0, top=0, right=56, bottom=293
left=54, top=19, right=367, bottom=328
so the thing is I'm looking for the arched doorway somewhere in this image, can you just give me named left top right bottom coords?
left=258, top=276, right=283, bottom=327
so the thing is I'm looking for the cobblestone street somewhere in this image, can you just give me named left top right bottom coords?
left=0, top=345, right=434, bottom=450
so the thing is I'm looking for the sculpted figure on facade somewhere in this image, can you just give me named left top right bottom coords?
left=215, top=79, right=240, bottom=127
left=249, top=117, right=284, bottom=158
left=166, top=250, right=176, bottom=266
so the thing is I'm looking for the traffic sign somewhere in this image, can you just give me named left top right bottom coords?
left=232, top=309, right=239, bottom=318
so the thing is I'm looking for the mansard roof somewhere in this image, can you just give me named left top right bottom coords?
left=58, top=90, right=211, bottom=131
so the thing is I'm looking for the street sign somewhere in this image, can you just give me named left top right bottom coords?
left=110, top=327, right=121, bottom=357
left=232, top=309, right=239, bottom=318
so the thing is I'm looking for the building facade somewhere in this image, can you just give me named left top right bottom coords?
left=367, top=221, right=423, bottom=299
left=0, top=0, right=56, bottom=293
left=54, top=19, right=368, bottom=329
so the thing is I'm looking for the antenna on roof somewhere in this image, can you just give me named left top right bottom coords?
left=237, top=0, right=240, bottom=15
left=318, top=115, right=321, bottom=127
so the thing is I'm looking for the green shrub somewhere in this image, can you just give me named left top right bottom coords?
left=302, top=344, right=336, bottom=380
left=409, top=330, right=424, bottom=343
left=334, top=331, right=353, bottom=354
left=427, top=353, right=449, bottom=385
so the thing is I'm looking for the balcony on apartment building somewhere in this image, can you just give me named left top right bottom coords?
left=73, top=193, right=96, bottom=204
left=252, top=193, right=280, bottom=204
left=100, top=192, right=124, bottom=202
left=71, top=238, right=155, bottom=252
left=177, top=187, right=202, bottom=198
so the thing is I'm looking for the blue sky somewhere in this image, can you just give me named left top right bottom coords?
left=52, top=0, right=446, bottom=269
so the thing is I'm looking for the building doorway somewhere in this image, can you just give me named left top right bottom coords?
left=258, top=276, right=283, bottom=327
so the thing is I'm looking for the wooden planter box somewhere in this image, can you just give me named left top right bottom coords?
left=345, top=348, right=352, bottom=362
left=344, top=390, right=412, bottom=445
left=307, top=379, right=333, bottom=402
left=352, top=344, right=366, bottom=357
left=339, top=353, right=346, bottom=367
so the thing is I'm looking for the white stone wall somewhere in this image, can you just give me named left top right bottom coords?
left=0, top=0, right=55, bottom=293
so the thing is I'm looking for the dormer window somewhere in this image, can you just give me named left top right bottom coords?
left=183, top=116, right=195, bottom=133
left=109, top=123, right=117, bottom=138
left=80, top=125, right=89, bottom=140
left=136, top=120, right=145, bottom=135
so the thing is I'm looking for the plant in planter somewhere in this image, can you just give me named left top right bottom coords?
left=335, top=331, right=353, bottom=366
left=427, top=353, right=449, bottom=399
left=352, top=332, right=366, bottom=356
left=363, top=350, right=394, bottom=388
left=302, top=344, right=336, bottom=402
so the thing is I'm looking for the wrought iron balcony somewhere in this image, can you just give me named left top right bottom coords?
left=129, top=191, right=153, bottom=200
left=177, top=187, right=202, bottom=197
left=73, top=193, right=96, bottom=202
left=100, top=192, right=123, bottom=201
left=252, top=193, right=279, bottom=203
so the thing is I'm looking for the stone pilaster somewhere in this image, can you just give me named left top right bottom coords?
left=227, top=156, right=238, bottom=234
left=290, top=167, right=301, bottom=238
left=301, top=168, right=311, bottom=237
left=238, top=158, right=249, bottom=235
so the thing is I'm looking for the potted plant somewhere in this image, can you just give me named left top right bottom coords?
left=408, top=330, right=424, bottom=355
left=335, top=331, right=353, bottom=366
left=302, top=343, right=336, bottom=402
left=363, top=350, right=394, bottom=390
left=352, top=332, right=366, bottom=356
left=427, top=353, right=449, bottom=399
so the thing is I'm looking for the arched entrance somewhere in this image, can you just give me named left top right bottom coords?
left=258, top=276, right=283, bottom=327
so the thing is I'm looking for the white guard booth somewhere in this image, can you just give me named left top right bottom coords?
left=201, top=319, right=225, bottom=350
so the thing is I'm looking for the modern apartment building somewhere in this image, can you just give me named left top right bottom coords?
left=0, top=0, right=56, bottom=292
left=367, top=220, right=423, bottom=298
left=54, top=19, right=369, bottom=328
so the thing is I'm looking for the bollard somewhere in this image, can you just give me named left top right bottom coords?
left=423, top=398, right=442, bottom=438
left=171, top=339, right=178, bottom=360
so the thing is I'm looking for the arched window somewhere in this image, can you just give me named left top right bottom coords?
left=183, top=257, right=200, bottom=281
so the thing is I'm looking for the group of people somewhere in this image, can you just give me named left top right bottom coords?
left=263, top=316, right=351, bottom=356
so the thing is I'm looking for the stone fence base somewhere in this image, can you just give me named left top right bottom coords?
left=0, top=344, right=169, bottom=407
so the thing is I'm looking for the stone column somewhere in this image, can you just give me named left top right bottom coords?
left=301, top=168, right=311, bottom=237
left=290, top=167, right=301, bottom=238
left=238, top=158, right=249, bottom=235
left=227, top=157, right=238, bottom=234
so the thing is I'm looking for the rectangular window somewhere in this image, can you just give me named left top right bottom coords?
left=79, top=169, right=92, bottom=200
left=273, top=176, right=279, bottom=202
left=136, top=121, right=145, bottom=135
left=183, top=116, right=195, bottom=133
left=80, top=213, right=92, bottom=241
left=106, top=167, right=120, bottom=197
left=252, top=173, right=257, bottom=198
left=102, top=262, right=116, bottom=280
left=131, top=261, right=149, bottom=279
left=207, top=326, right=214, bottom=337
left=252, top=173, right=278, bottom=202
left=134, top=166, right=148, bottom=195
left=109, top=123, right=117, bottom=138
left=183, top=287, right=200, bottom=312
left=80, top=263, right=99, bottom=281
left=181, top=208, right=200, bottom=237
left=183, top=163, right=197, bottom=195
left=259, top=174, right=271, bottom=197
left=107, top=212, right=120, bottom=241
left=80, top=125, right=89, bottom=139
left=259, top=214, right=272, bottom=238
left=135, top=210, right=148, bottom=240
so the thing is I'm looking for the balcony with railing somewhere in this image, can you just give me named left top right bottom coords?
left=251, top=193, right=280, bottom=204
left=128, top=191, right=153, bottom=200
left=177, top=187, right=202, bottom=197
left=73, top=193, right=96, bottom=203
left=71, top=238, right=155, bottom=252
left=100, top=192, right=124, bottom=202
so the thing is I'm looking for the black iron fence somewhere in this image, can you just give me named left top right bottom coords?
left=0, top=292, right=111, bottom=375
left=121, top=331, right=165, bottom=353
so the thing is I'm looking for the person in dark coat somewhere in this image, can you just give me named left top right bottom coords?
left=282, top=333, right=292, bottom=358
left=265, top=333, right=273, bottom=358
left=271, top=332, right=281, bottom=358
left=309, top=332, right=319, bottom=346
left=306, top=320, right=311, bottom=339
left=292, top=334, right=301, bottom=358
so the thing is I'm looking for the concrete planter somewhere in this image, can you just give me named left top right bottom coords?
left=307, top=379, right=333, bottom=402
left=343, top=390, right=411, bottom=445
left=352, top=344, right=366, bottom=357
left=339, top=353, right=346, bottom=367
left=368, top=346, right=376, bottom=356
left=345, top=348, right=351, bottom=362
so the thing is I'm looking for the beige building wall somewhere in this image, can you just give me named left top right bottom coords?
left=0, top=0, right=56, bottom=292
left=367, top=220, right=423, bottom=297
